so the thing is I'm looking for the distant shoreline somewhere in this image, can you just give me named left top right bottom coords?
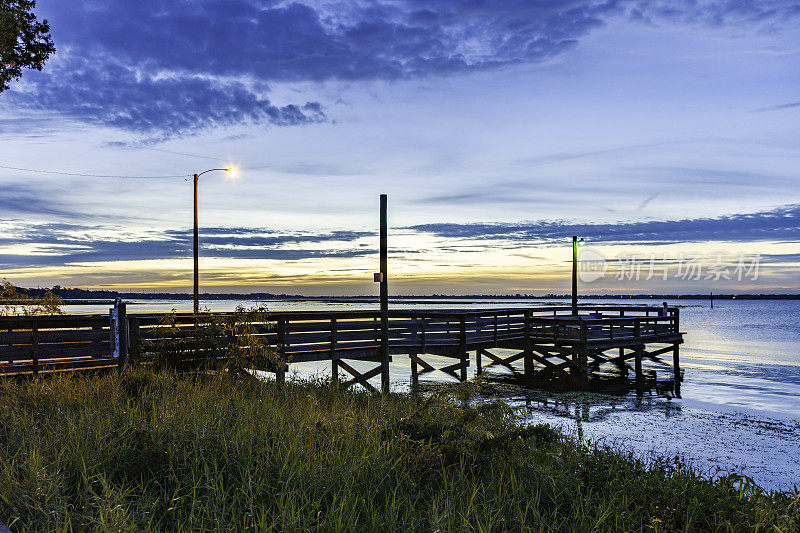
left=51, top=293, right=800, bottom=305
left=12, top=285, right=799, bottom=303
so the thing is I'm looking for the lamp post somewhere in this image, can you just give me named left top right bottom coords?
left=571, top=235, right=584, bottom=315
left=193, top=168, right=232, bottom=314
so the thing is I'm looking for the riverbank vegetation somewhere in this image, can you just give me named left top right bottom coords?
left=0, top=279, right=62, bottom=316
left=0, top=369, right=797, bottom=531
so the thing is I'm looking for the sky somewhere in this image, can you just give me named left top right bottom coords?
left=1, top=0, right=799, bottom=295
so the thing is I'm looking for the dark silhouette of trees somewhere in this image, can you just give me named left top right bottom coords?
left=0, top=0, right=54, bottom=92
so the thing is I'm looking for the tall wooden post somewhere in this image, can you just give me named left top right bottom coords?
left=330, top=318, right=338, bottom=383
left=571, top=235, right=578, bottom=315
left=634, top=320, right=643, bottom=395
left=577, top=320, right=588, bottom=387
left=635, top=347, right=644, bottom=395
left=672, top=308, right=681, bottom=397
left=118, top=302, right=128, bottom=371
left=379, top=194, right=390, bottom=393
left=458, top=315, right=467, bottom=382
left=128, top=317, right=140, bottom=362
left=276, top=318, right=286, bottom=383
left=617, top=347, right=628, bottom=375
left=411, top=317, right=422, bottom=384
left=523, top=310, right=533, bottom=376
left=31, top=322, right=39, bottom=375
left=193, top=173, right=200, bottom=315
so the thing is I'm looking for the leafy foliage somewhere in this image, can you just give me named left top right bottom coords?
left=0, top=0, right=55, bottom=92
left=0, top=279, right=63, bottom=315
left=137, top=305, right=281, bottom=374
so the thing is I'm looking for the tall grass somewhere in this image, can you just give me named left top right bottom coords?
left=0, top=369, right=797, bottom=531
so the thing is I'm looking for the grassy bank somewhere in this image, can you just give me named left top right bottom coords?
left=0, top=370, right=797, bottom=531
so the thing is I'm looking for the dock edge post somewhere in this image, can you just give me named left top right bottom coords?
left=459, top=315, right=467, bottom=382
left=379, top=193, right=390, bottom=393
left=118, top=303, right=128, bottom=372
left=523, top=310, right=533, bottom=376
left=276, top=318, right=286, bottom=383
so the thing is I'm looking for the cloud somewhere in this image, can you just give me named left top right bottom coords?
left=0, top=184, right=81, bottom=218
left=7, top=56, right=326, bottom=137
left=36, top=1, right=614, bottom=82
left=751, top=102, right=800, bottom=113
left=3, top=0, right=798, bottom=137
left=0, top=223, right=372, bottom=268
left=627, top=0, right=800, bottom=26
left=407, top=203, right=800, bottom=244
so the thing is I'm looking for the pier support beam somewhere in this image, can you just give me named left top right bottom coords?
left=459, top=316, right=468, bottom=382
left=409, top=353, right=468, bottom=382
left=476, top=348, right=524, bottom=375
left=276, top=318, right=286, bottom=383
left=672, top=343, right=681, bottom=398
left=634, top=346, right=643, bottom=396
left=523, top=310, right=534, bottom=376
left=335, top=360, right=381, bottom=393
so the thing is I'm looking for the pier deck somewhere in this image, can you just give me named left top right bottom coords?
left=0, top=305, right=684, bottom=395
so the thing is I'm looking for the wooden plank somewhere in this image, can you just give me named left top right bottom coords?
left=20, top=343, right=109, bottom=359
left=0, top=356, right=118, bottom=375
left=0, top=328, right=109, bottom=344
left=0, top=315, right=109, bottom=329
left=31, top=323, right=38, bottom=375
left=289, top=346, right=381, bottom=363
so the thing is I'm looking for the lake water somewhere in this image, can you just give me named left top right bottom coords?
left=69, top=297, right=800, bottom=491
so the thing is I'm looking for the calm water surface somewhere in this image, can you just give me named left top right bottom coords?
left=68, top=298, right=800, bottom=491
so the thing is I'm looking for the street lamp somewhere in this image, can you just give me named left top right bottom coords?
left=571, top=235, right=584, bottom=315
left=193, top=167, right=234, bottom=314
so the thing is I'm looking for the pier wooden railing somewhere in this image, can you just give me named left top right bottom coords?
left=1, top=306, right=683, bottom=388
left=0, top=315, right=117, bottom=374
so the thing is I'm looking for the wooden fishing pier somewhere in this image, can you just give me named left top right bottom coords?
left=0, top=194, right=686, bottom=395
left=0, top=304, right=684, bottom=396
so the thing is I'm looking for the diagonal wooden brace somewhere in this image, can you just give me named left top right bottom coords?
left=479, top=349, right=523, bottom=374
left=336, top=359, right=381, bottom=393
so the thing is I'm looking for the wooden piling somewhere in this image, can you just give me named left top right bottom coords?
left=523, top=310, right=533, bottom=376
left=117, top=303, right=128, bottom=371
left=617, top=347, right=628, bottom=375
left=634, top=320, right=643, bottom=395
left=459, top=315, right=467, bottom=381
left=577, top=320, right=588, bottom=386
left=672, top=308, right=681, bottom=396
left=31, top=322, right=38, bottom=375
left=672, top=343, right=681, bottom=397
left=276, top=318, right=286, bottom=383
left=379, top=194, right=390, bottom=393
left=330, top=318, right=338, bottom=382
left=128, top=317, right=140, bottom=361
